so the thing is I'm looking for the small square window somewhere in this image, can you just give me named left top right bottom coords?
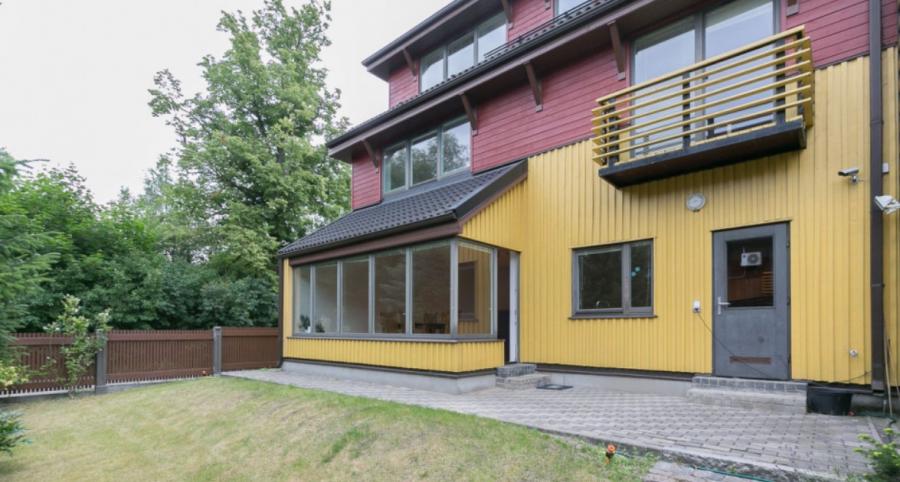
left=573, top=241, right=653, bottom=316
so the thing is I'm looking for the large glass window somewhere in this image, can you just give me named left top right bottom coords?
left=420, top=49, right=445, bottom=92
left=457, top=242, right=493, bottom=335
left=573, top=241, right=653, bottom=316
left=410, top=132, right=439, bottom=185
left=341, top=258, right=369, bottom=333
left=630, top=0, right=777, bottom=155
left=383, top=144, right=407, bottom=193
left=441, top=120, right=471, bottom=174
left=419, top=13, right=507, bottom=91
left=447, top=34, right=475, bottom=78
left=293, top=266, right=312, bottom=334
left=412, top=244, right=451, bottom=334
left=292, top=240, right=497, bottom=339
left=476, top=14, right=506, bottom=62
left=313, top=263, right=338, bottom=333
left=382, top=118, right=470, bottom=192
left=374, top=251, right=406, bottom=334
left=556, top=0, right=584, bottom=15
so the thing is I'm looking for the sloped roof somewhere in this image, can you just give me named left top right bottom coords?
left=278, top=160, right=526, bottom=257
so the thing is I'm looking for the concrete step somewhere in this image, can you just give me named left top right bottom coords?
left=688, top=376, right=807, bottom=414
left=496, top=373, right=550, bottom=390
left=496, top=363, right=537, bottom=378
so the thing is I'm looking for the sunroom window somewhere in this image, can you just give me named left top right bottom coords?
left=292, top=239, right=497, bottom=339
left=382, top=118, right=471, bottom=193
left=419, top=13, right=507, bottom=91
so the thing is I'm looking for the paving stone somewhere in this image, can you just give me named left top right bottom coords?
left=225, top=370, right=884, bottom=481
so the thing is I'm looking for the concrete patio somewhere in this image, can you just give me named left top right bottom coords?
left=225, top=368, right=885, bottom=481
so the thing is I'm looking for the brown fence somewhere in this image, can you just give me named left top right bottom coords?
left=3, top=327, right=280, bottom=396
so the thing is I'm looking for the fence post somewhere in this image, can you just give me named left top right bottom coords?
left=213, top=326, right=222, bottom=375
left=95, top=332, right=108, bottom=394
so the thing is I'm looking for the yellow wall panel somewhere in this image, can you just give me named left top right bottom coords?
left=283, top=338, right=504, bottom=373
left=471, top=51, right=898, bottom=386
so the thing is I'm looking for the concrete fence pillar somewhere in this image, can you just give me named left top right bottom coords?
left=94, top=332, right=108, bottom=394
left=213, top=326, right=223, bottom=375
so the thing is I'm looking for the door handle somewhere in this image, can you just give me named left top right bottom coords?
left=717, top=296, right=731, bottom=315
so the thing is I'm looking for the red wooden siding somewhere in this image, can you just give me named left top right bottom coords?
left=786, top=0, right=898, bottom=66
left=509, top=0, right=554, bottom=39
left=389, top=66, right=418, bottom=107
left=473, top=49, right=625, bottom=172
left=351, top=149, right=381, bottom=209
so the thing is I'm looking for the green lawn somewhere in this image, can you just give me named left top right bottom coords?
left=0, top=377, right=652, bottom=481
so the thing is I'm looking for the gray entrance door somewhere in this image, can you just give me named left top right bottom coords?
left=713, top=223, right=789, bottom=380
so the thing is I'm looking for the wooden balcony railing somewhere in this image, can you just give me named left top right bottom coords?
left=592, top=26, right=814, bottom=171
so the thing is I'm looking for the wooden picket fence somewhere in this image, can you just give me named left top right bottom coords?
left=2, top=327, right=279, bottom=396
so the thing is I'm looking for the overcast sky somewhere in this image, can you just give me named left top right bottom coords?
left=0, top=0, right=446, bottom=202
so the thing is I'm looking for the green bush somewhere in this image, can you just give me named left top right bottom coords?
left=855, top=428, right=900, bottom=481
left=0, top=410, right=27, bottom=455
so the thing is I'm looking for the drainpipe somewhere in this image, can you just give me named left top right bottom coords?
left=869, top=0, right=886, bottom=392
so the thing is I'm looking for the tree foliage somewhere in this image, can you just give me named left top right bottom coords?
left=0, top=0, right=347, bottom=336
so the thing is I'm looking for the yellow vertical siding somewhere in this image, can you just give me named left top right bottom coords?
left=461, top=181, right=527, bottom=252
left=886, top=48, right=900, bottom=387
left=462, top=50, right=900, bottom=385
left=282, top=259, right=293, bottom=343
left=282, top=338, right=504, bottom=373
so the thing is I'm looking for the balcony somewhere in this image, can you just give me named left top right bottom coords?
left=592, top=27, right=814, bottom=188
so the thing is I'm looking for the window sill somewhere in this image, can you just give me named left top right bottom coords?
left=569, top=313, right=657, bottom=321
left=287, top=335, right=499, bottom=343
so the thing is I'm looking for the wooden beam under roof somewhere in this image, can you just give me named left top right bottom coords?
left=608, top=21, right=626, bottom=80
left=524, top=62, right=542, bottom=112
left=460, top=93, right=478, bottom=134
left=402, top=49, right=417, bottom=77
left=362, top=140, right=380, bottom=168
left=499, top=0, right=513, bottom=24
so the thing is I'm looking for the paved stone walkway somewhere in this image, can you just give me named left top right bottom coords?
left=226, top=369, right=882, bottom=481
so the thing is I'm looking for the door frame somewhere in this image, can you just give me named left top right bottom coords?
left=508, top=251, right=520, bottom=363
left=711, top=222, right=791, bottom=379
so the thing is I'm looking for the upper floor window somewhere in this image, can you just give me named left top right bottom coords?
left=420, top=13, right=507, bottom=91
left=630, top=0, right=775, bottom=154
left=383, top=118, right=471, bottom=193
left=555, top=0, right=585, bottom=15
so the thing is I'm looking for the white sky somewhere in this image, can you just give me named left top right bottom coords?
left=0, top=0, right=446, bottom=202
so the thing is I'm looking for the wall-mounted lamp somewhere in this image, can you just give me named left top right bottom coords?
left=874, top=195, right=900, bottom=215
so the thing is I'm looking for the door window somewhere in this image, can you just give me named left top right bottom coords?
left=726, top=237, right=774, bottom=307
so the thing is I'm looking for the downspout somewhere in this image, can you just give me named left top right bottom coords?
left=869, top=0, right=886, bottom=392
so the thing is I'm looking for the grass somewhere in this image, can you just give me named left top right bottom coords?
left=0, top=377, right=652, bottom=481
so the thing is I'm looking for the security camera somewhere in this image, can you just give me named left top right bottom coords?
left=838, top=167, right=860, bottom=183
left=874, top=195, right=900, bottom=215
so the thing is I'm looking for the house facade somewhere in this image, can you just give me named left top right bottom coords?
left=279, top=0, right=900, bottom=393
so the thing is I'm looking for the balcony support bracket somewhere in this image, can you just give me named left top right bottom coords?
left=362, top=140, right=380, bottom=169
left=608, top=21, right=627, bottom=81
left=460, top=93, right=478, bottom=134
left=524, top=62, right=543, bottom=112
left=402, top=49, right=417, bottom=77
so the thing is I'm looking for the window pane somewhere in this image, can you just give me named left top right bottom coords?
left=341, top=259, right=369, bottom=333
left=410, top=133, right=438, bottom=185
left=726, top=237, right=774, bottom=307
left=374, top=251, right=406, bottom=334
left=420, top=48, right=444, bottom=91
left=293, top=266, right=312, bottom=334
left=412, top=244, right=451, bottom=334
left=447, top=34, right=474, bottom=78
left=703, top=0, right=775, bottom=134
left=313, top=264, right=338, bottom=333
left=578, top=249, right=622, bottom=311
left=630, top=243, right=652, bottom=308
left=556, top=0, right=583, bottom=15
left=457, top=243, right=492, bottom=335
left=632, top=19, right=696, bottom=156
left=442, top=121, right=470, bottom=173
left=384, top=144, right=406, bottom=192
left=476, top=14, right=506, bottom=62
